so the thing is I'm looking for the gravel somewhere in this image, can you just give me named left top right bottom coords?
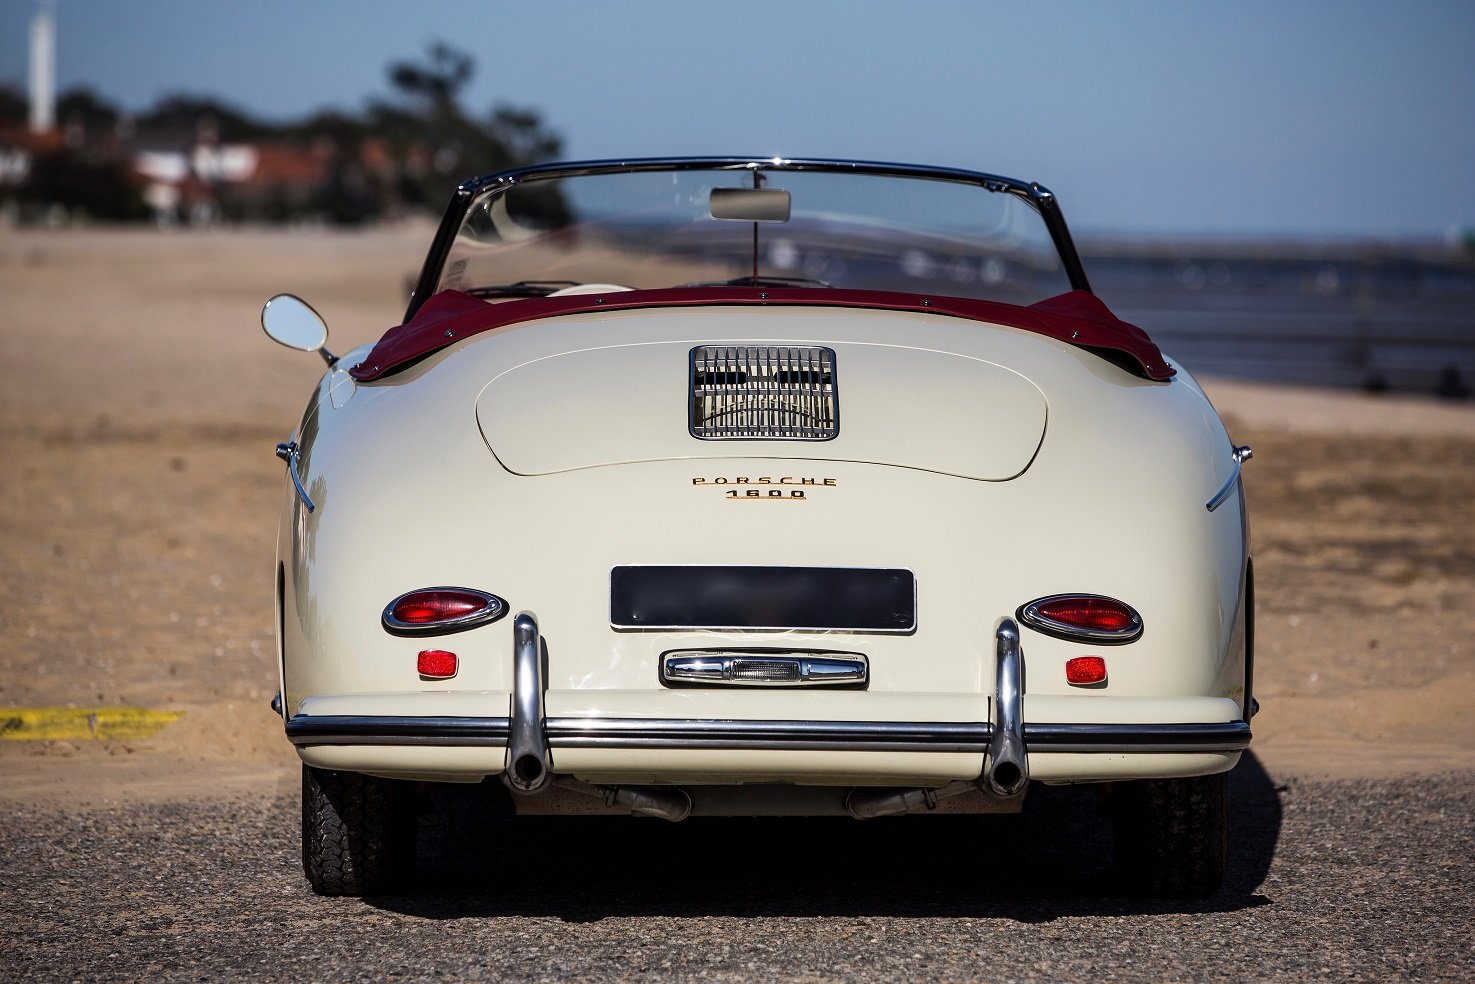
left=3, top=761, right=1472, bottom=982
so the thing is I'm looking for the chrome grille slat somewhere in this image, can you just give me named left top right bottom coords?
left=690, top=345, right=838, bottom=440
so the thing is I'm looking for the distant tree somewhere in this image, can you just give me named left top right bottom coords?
left=286, top=109, right=369, bottom=144
left=489, top=105, right=563, bottom=165
left=0, top=84, right=25, bottom=126
left=138, top=94, right=269, bottom=140
left=19, top=148, right=147, bottom=220
left=388, top=42, right=473, bottom=120
left=3, top=42, right=564, bottom=225
left=57, top=87, right=121, bottom=132
left=376, top=41, right=563, bottom=208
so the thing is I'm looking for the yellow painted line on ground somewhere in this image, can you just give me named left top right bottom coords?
left=0, top=707, right=184, bottom=741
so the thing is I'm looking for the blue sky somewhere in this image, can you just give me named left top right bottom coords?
left=2, top=0, right=1472, bottom=238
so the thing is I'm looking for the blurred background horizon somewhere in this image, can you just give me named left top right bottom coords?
left=2, top=0, right=1471, bottom=393
left=2, top=0, right=1473, bottom=239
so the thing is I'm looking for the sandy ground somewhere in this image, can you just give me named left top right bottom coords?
left=1, top=226, right=1472, bottom=807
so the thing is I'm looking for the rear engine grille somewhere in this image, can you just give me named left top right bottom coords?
left=690, top=345, right=838, bottom=440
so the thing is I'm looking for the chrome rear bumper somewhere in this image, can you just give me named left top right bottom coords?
left=285, top=613, right=1252, bottom=767
left=285, top=714, right=1252, bottom=754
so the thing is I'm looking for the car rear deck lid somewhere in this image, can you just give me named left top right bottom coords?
left=476, top=333, right=1047, bottom=481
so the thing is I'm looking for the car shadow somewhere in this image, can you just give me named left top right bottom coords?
left=365, top=752, right=1282, bottom=922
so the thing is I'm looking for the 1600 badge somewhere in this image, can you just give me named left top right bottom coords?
left=692, top=476, right=837, bottom=500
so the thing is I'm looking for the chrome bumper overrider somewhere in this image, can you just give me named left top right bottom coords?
left=506, top=612, right=551, bottom=793
left=986, top=618, right=1028, bottom=795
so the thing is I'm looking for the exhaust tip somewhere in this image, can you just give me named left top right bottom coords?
left=636, top=787, right=692, bottom=823
left=608, top=784, right=692, bottom=821
left=988, top=761, right=1026, bottom=797
left=510, top=753, right=548, bottom=792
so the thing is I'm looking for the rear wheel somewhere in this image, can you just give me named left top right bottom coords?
left=1110, top=772, right=1227, bottom=897
left=301, top=765, right=416, bottom=896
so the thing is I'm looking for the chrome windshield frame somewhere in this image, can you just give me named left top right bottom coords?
left=404, top=156, right=1093, bottom=320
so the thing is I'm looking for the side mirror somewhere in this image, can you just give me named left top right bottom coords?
left=262, top=294, right=336, bottom=365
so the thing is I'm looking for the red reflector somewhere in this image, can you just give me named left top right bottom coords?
left=1036, top=597, right=1136, bottom=633
left=417, top=649, right=458, bottom=678
left=393, top=590, right=486, bottom=625
left=1065, top=656, right=1107, bottom=685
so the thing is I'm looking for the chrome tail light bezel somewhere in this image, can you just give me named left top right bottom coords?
left=1017, top=594, right=1143, bottom=645
left=382, top=587, right=508, bottom=636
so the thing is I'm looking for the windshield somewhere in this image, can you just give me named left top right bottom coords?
left=435, top=163, right=1073, bottom=306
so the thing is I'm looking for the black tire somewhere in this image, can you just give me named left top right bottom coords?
left=301, top=765, right=416, bottom=896
left=1111, top=771, right=1227, bottom=898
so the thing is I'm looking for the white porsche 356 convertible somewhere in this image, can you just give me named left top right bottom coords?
left=262, top=157, right=1254, bottom=898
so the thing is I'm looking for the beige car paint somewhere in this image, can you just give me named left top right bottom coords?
left=275, top=304, right=1248, bottom=799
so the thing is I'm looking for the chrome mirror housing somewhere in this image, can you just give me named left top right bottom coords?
left=262, top=294, right=336, bottom=365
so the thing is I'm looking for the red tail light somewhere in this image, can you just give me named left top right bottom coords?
left=1065, top=655, right=1107, bottom=685
left=384, top=587, right=507, bottom=635
left=417, top=649, right=459, bottom=679
left=396, top=593, right=481, bottom=623
left=1017, top=594, right=1142, bottom=643
left=1037, top=598, right=1134, bottom=632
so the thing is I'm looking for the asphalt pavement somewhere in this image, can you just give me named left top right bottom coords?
left=3, top=757, right=1472, bottom=982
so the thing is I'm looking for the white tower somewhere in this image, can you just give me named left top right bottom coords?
left=29, top=2, right=56, bottom=134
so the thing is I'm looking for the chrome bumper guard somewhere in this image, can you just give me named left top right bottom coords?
left=986, top=618, right=1028, bottom=796
left=507, top=611, right=552, bottom=794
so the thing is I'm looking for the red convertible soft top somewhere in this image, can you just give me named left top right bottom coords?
left=348, top=287, right=1174, bottom=382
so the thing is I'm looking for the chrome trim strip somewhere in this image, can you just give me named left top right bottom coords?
left=986, top=618, right=1029, bottom=795
left=547, top=717, right=991, bottom=752
left=1017, top=594, right=1144, bottom=645
left=1025, top=721, right=1252, bottom=753
left=661, top=651, right=868, bottom=688
left=1206, top=444, right=1253, bottom=513
left=381, top=587, right=508, bottom=636
left=286, top=715, right=510, bottom=746
left=283, top=713, right=1248, bottom=754
left=507, top=611, right=551, bottom=793
left=275, top=441, right=315, bottom=513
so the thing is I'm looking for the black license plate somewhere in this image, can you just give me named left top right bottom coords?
left=611, top=566, right=916, bottom=632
